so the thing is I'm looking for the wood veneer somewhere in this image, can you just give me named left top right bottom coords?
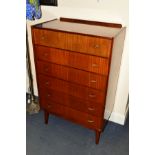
left=31, top=17, right=125, bottom=144
left=38, top=75, right=105, bottom=103
left=35, top=45, right=109, bottom=75
left=40, top=88, right=104, bottom=117
left=44, top=101, right=104, bottom=130
left=37, top=61, right=107, bottom=90
left=33, top=29, right=112, bottom=57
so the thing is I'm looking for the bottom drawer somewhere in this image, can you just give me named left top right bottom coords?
left=44, top=101, right=104, bottom=131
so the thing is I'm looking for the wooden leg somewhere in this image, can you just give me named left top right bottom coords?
left=95, top=130, right=101, bottom=144
left=44, top=110, right=49, bottom=124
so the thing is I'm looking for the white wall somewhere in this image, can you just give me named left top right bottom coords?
left=26, top=0, right=129, bottom=125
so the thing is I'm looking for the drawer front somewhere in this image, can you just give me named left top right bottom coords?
left=43, top=101, right=103, bottom=130
left=40, top=88, right=104, bottom=117
left=37, top=61, right=107, bottom=90
left=35, top=46, right=109, bottom=75
left=33, top=29, right=112, bottom=58
left=38, top=75, right=105, bottom=103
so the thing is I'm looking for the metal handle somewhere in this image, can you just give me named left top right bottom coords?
left=88, top=107, right=95, bottom=111
left=87, top=120, right=94, bottom=123
left=89, top=94, right=96, bottom=98
left=90, top=80, right=97, bottom=83
left=92, top=63, right=98, bottom=67
left=94, top=44, right=100, bottom=48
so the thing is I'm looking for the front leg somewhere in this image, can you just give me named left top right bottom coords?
left=95, top=130, right=101, bottom=144
left=44, top=110, right=49, bottom=124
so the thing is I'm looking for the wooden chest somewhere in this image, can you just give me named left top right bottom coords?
left=31, top=18, right=126, bottom=144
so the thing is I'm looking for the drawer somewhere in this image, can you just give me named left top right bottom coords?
left=35, top=46, right=109, bottom=75
left=43, top=101, right=104, bottom=130
left=38, top=75, right=105, bottom=103
left=40, top=88, right=104, bottom=117
left=32, top=29, right=112, bottom=58
left=37, top=61, right=107, bottom=90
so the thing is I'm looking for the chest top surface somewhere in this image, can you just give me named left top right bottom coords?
left=33, top=18, right=123, bottom=38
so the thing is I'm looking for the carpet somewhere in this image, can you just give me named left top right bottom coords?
left=26, top=111, right=129, bottom=155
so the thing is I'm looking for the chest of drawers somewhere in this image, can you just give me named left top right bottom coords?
left=31, top=18, right=126, bottom=144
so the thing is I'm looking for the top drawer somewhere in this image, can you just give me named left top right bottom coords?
left=32, top=28, right=112, bottom=58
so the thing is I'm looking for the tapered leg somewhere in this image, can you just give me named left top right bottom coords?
left=95, top=130, right=101, bottom=144
left=44, top=110, right=49, bottom=124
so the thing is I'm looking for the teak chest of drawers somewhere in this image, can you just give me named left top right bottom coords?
left=31, top=17, right=126, bottom=144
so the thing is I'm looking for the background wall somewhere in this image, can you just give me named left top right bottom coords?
left=26, top=0, right=129, bottom=125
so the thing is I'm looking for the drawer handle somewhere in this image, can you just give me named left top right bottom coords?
left=88, top=107, right=95, bottom=111
left=92, top=63, right=98, bottom=67
left=90, top=80, right=97, bottom=83
left=87, top=120, right=94, bottom=123
left=94, top=44, right=100, bottom=48
left=89, top=94, right=96, bottom=98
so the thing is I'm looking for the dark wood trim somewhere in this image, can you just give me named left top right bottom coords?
left=60, top=17, right=122, bottom=28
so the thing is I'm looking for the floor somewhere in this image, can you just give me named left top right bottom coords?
left=26, top=111, right=129, bottom=155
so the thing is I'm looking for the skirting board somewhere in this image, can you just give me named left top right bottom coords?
left=105, top=104, right=129, bottom=125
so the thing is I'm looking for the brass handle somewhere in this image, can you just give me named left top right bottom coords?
left=89, top=94, right=96, bottom=98
left=94, top=44, right=100, bottom=48
left=88, top=107, right=95, bottom=111
left=92, top=63, right=98, bottom=67
left=90, top=80, right=97, bottom=83
left=87, top=120, right=94, bottom=123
